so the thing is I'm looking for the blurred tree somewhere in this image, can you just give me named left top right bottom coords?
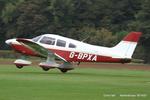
left=1, top=0, right=25, bottom=24
left=0, top=0, right=150, bottom=63
left=15, top=0, right=49, bottom=38
left=108, top=0, right=142, bottom=32
left=70, top=27, right=118, bottom=47
left=129, top=0, right=150, bottom=63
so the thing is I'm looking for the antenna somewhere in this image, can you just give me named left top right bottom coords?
left=81, top=36, right=90, bottom=42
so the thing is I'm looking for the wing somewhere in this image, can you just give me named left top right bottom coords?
left=16, top=38, right=74, bottom=72
left=17, top=38, right=49, bottom=57
left=16, top=38, right=66, bottom=62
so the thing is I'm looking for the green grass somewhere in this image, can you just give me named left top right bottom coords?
left=0, top=65, right=150, bottom=100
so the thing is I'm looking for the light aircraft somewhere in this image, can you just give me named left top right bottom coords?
left=5, top=32, right=142, bottom=73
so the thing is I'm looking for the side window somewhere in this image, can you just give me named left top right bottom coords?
left=69, top=43, right=76, bottom=48
left=56, top=39, right=66, bottom=47
left=40, top=36, right=55, bottom=45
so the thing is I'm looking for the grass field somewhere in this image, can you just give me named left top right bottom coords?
left=0, top=64, right=150, bottom=100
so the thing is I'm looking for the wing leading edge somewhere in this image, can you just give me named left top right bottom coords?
left=16, top=38, right=67, bottom=61
left=16, top=38, right=74, bottom=72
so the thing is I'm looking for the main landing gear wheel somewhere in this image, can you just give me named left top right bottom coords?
left=60, top=69, right=68, bottom=73
left=14, top=59, right=32, bottom=69
left=16, top=65, right=23, bottom=69
left=41, top=67, right=50, bottom=71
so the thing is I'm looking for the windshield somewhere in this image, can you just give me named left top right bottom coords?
left=40, top=36, right=55, bottom=45
left=32, top=36, right=42, bottom=42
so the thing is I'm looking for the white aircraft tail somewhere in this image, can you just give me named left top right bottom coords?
left=111, top=32, right=142, bottom=59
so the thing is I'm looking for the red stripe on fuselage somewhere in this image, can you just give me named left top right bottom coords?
left=49, top=49, right=123, bottom=63
left=10, top=44, right=130, bottom=63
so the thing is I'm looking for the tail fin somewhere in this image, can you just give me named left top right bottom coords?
left=112, top=32, right=142, bottom=59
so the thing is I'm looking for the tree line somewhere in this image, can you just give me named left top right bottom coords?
left=0, top=0, right=150, bottom=63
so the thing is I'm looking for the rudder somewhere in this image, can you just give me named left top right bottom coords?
left=111, top=32, right=142, bottom=59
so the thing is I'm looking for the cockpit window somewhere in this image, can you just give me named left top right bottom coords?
left=40, top=36, right=55, bottom=45
left=32, top=36, right=41, bottom=42
left=56, top=39, right=66, bottom=47
left=69, top=43, right=76, bottom=48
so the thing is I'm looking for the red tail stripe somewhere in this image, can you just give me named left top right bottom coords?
left=123, top=32, right=142, bottom=42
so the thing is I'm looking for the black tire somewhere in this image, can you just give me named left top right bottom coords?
left=60, top=69, right=68, bottom=73
left=42, top=67, right=50, bottom=71
left=16, top=65, right=23, bottom=69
